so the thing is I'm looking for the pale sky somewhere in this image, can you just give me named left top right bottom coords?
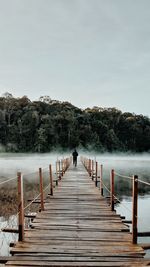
left=0, top=0, right=150, bottom=116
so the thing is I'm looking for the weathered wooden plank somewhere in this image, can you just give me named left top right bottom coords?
left=5, top=261, right=150, bottom=266
left=0, top=257, right=11, bottom=263
left=25, top=238, right=132, bottom=243
left=10, top=245, right=144, bottom=254
left=3, top=256, right=148, bottom=262
left=12, top=241, right=143, bottom=250
left=4, top=255, right=150, bottom=262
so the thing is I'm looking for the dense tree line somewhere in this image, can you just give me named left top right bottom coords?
left=0, top=93, right=150, bottom=153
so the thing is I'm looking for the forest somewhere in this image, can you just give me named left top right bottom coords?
left=0, top=93, right=150, bottom=153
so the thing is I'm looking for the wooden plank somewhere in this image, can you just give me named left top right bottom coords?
left=4, top=255, right=149, bottom=261
left=0, top=257, right=11, bottom=263
left=5, top=261, right=150, bottom=266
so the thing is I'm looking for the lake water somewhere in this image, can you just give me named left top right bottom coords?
left=0, top=152, right=150, bottom=257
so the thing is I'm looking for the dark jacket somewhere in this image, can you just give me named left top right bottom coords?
left=72, top=150, right=78, bottom=159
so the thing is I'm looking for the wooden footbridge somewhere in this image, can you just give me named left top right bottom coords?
left=2, top=158, right=150, bottom=266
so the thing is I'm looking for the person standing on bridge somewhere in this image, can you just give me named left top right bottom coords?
left=72, top=149, right=78, bottom=167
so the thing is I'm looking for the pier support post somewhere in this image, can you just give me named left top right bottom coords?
left=89, top=159, right=91, bottom=176
left=92, top=160, right=94, bottom=180
left=100, top=164, right=103, bottom=196
left=17, top=172, right=24, bottom=241
left=58, top=160, right=61, bottom=180
left=49, top=164, right=53, bottom=196
left=110, top=169, right=115, bottom=211
left=95, top=162, right=98, bottom=187
left=39, top=168, right=44, bottom=211
left=61, top=160, right=64, bottom=177
left=132, top=175, right=138, bottom=244
left=56, top=160, right=58, bottom=180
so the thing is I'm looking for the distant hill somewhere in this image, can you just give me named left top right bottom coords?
left=0, top=94, right=150, bottom=152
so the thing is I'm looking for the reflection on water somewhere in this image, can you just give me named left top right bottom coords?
left=0, top=216, right=18, bottom=256
left=116, top=196, right=150, bottom=258
left=116, top=195, right=150, bottom=232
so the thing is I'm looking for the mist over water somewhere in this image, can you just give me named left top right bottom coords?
left=0, top=152, right=69, bottom=179
left=0, top=151, right=150, bottom=178
left=89, top=152, right=150, bottom=195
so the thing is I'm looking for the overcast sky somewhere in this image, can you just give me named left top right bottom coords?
left=0, top=0, right=150, bottom=116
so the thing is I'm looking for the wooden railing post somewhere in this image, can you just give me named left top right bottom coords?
left=66, top=158, right=68, bottom=171
left=89, top=159, right=91, bottom=176
left=56, top=160, right=58, bottom=179
left=49, top=164, right=53, bottom=196
left=95, top=162, right=98, bottom=187
left=58, top=160, right=61, bottom=180
left=63, top=159, right=65, bottom=171
left=92, top=160, right=94, bottom=180
left=100, top=164, right=103, bottom=196
left=132, top=175, right=138, bottom=244
left=17, top=172, right=24, bottom=241
left=110, top=169, right=115, bottom=211
left=39, top=168, right=44, bottom=211
left=85, top=159, right=87, bottom=170
left=61, top=160, right=64, bottom=176
left=64, top=159, right=66, bottom=173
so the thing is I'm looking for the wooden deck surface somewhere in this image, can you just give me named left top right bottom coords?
left=5, top=162, right=150, bottom=266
